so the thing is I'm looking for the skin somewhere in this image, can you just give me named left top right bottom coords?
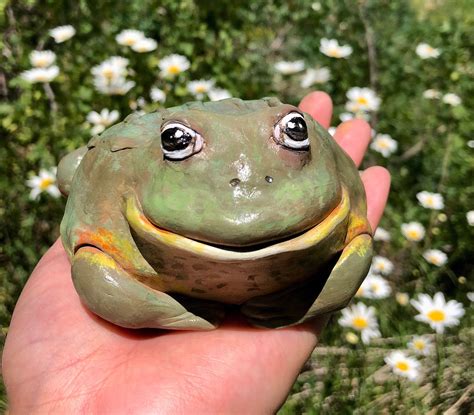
left=60, top=97, right=373, bottom=329
left=2, top=92, right=390, bottom=414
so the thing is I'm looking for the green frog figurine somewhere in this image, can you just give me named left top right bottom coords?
left=58, top=98, right=373, bottom=330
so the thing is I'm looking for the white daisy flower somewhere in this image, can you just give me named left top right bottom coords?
left=372, top=255, right=394, bottom=276
left=187, top=79, right=215, bottom=99
left=374, top=227, right=391, bottom=242
left=26, top=168, right=61, bottom=200
left=338, top=302, right=381, bottom=344
left=150, top=87, right=166, bottom=103
left=467, top=292, right=474, bottom=302
left=396, top=292, right=410, bottom=306
left=274, top=60, right=305, bottom=75
left=467, top=210, right=474, bottom=226
left=93, top=77, right=135, bottom=96
left=370, top=133, right=398, bottom=157
left=422, top=249, right=448, bottom=267
left=131, top=38, right=158, bottom=53
left=416, top=191, right=444, bottom=210
left=92, top=57, right=134, bottom=95
left=415, top=43, right=441, bottom=59
left=346, top=87, right=381, bottom=112
left=328, top=126, right=336, bottom=137
left=357, top=274, right=392, bottom=299
left=86, top=109, right=120, bottom=135
left=442, top=93, right=462, bottom=106
left=300, top=67, right=330, bottom=88
left=385, top=351, right=420, bottom=381
left=401, top=222, right=425, bottom=242
left=411, top=292, right=465, bottom=333
left=29, top=50, right=56, bottom=68
left=21, top=66, right=59, bottom=83
left=158, top=54, right=190, bottom=77
left=319, top=38, right=353, bottom=58
left=49, top=25, right=76, bottom=43
left=208, top=88, right=232, bottom=101
left=408, top=335, right=433, bottom=356
left=91, top=56, right=129, bottom=82
left=116, top=29, right=145, bottom=47
left=423, top=89, right=441, bottom=99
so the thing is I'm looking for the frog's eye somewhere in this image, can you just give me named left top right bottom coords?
left=160, top=123, right=203, bottom=160
left=273, top=112, right=309, bottom=150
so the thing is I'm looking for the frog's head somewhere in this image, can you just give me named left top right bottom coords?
left=124, top=98, right=344, bottom=249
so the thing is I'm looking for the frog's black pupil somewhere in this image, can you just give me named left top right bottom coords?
left=161, top=127, right=193, bottom=151
left=284, top=117, right=307, bottom=141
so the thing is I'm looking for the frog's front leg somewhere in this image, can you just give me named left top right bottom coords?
left=72, top=247, right=222, bottom=330
left=241, top=234, right=373, bottom=328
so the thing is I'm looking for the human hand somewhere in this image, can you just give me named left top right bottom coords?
left=2, top=91, right=390, bottom=414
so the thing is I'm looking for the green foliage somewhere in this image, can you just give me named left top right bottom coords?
left=1, top=0, right=473, bottom=412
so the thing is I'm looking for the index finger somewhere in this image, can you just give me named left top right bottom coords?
left=298, top=91, right=333, bottom=129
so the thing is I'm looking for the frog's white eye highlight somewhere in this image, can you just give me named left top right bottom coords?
left=273, top=112, right=309, bottom=150
left=160, top=123, right=203, bottom=160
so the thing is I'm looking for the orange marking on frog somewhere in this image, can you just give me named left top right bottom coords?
left=345, top=214, right=371, bottom=244
left=75, top=228, right=135, bottom=270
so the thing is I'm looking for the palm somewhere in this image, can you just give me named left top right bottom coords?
left=3, top=92, right=390, bottom=413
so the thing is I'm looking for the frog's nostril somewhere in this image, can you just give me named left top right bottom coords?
left=265, top=175, right=274, bottom=183
left=229, top=178, right=241, bottom=187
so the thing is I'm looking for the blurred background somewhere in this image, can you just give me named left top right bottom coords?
left=1, top=0, right=473, bottom=412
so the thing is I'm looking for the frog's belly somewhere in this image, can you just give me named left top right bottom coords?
left=131, top=221, right=348, bottom=304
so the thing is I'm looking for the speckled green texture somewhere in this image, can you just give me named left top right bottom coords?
left=58, top=98, right=373, bottom=330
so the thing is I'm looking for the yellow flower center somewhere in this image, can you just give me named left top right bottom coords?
left=196, top=85, right=207, bottom=93
left=328, top=48, right=342, bottom=58
left=125, top=38, right=136, bottom=46
left=371, top=283, right=379, bottom=292
left=168, top=65, right=181, bottom=75
left=427, top=309, right=445, bottom=322
left=36, top=74, right=48, bottom=82
left=407, top=230, right=420, bottom=239
left=103, top=68, right=114, bottom=79
left=426, top=196, right=434, bottom=206
left=378, top=140, right=389, bottom=149
left=40, top=178, right=54, bottom=190
left=427, top=254, right=440, bottom=264
left=357, top=97, right=369, bottom=105
left=37, top=57, right=48, bottom=67
left=352, top=316, right=368, bottom=329
left=356, top=287, right=363, bottom=296
left=413, top=340, right=425, bottom=350
left=395, top=361, right=409, bottom=372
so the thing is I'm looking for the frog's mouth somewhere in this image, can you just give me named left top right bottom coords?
left=125, top=186, right=350, bottom=261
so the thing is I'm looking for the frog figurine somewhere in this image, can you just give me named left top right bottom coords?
left=58, top=97, right=373, bottom=330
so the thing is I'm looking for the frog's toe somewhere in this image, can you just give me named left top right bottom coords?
left=72, top=247, right=219, bottom=330
left=242, top=234, right=373, bottom=328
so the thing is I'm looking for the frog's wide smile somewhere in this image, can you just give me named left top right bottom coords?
left=125, top=186, right=350, bottom=261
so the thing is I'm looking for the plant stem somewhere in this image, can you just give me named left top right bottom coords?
left=358, top=0, right=379, bottom=129
left=43, top=82, right=58, bottom=113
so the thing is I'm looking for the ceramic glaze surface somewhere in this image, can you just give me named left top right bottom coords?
left=58, top=97, right=373, bottom=330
